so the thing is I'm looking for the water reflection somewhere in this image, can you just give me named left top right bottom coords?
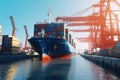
left=67, top=55, right=120, bottom=80
left=27, top=58, right=71, bottom=80
left=4, top=63, right=18, bottom=80
left=0, top=60, right=33, bottom=80
left=0, top=55, right=120, bottom=80
left=14, top=60, right=33, bottom=80
left=0, top=63, right=18, bottom=80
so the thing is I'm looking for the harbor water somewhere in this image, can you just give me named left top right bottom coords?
left=0, top=55, right=120, bottom=80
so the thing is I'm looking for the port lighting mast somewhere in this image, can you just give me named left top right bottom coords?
left=9, top=16, right=17, bottom=37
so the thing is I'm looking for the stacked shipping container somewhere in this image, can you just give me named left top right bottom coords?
left=1, top=35, right=20, bottom=53
left=34, top=23, right=65, bottom=39
left=69, top=34, right=71, bottom=44
left=65, top=28, right=68, bottom=41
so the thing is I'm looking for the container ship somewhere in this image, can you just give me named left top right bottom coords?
left=28, top=22, right=75, bottom=59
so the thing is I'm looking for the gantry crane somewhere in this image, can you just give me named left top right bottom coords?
left=56, top=0, right=120, bottom=52
left=9, top=16, right=17, bottom=37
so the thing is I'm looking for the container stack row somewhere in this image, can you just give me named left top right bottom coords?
left=1, top=35, right=20, bottom=53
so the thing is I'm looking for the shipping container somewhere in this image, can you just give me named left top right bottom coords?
left=73, top=43, right=76, bottom=48
left=1, top=35, right=20, bottom=53
left=65, top=28, right=68, bottom=41
left=71, top=39, right=74, bottom=46
left=34, top=23, right=65, bottom=38
left=69, top=34, right=72, bottom=44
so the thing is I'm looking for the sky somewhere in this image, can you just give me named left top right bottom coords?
left=0, top=0, right=99, bottom=49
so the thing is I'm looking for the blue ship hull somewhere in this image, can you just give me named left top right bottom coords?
left=28, top=37, right=75, bottom=58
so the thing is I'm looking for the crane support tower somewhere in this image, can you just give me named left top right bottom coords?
left=9, top=16, right=17, bottom=37
left=56, top=0, right=120, bottom=53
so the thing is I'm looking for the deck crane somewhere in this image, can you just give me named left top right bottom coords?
left=9, top=16, right=17, bottom=37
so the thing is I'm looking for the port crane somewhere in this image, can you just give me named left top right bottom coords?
left=24, top=25, right=28, bottom=49
left=23, top=25, right=31, bottom=52
left=56, top=0, right=120, bottom=52
left=9, top=16, right=17, bottom=37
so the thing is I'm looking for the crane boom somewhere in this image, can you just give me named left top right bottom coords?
left=9, top=16, right=17, bottom=37
left=24, top=25, right=28, bottom=48
left=56, top=16, right=100, bottom=22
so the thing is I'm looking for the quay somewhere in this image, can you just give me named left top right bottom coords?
left=81, top=54, right=120, bottom=72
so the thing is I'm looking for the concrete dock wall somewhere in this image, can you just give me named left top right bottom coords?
left=81, top=54, right=120, bottom=71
